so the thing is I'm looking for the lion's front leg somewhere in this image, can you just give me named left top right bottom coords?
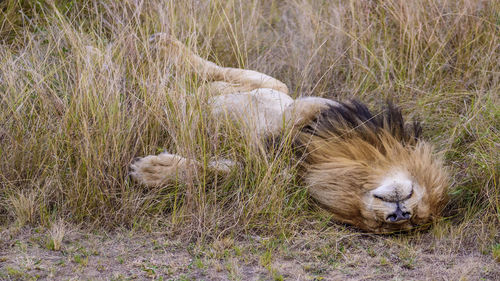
left=130, top=152, right=201, bottom=187
left=149, top=33, right=289, bottom=94
left=130, top=152, right=236, bottom=187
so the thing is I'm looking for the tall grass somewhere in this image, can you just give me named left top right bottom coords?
left=0, top=0, right=498, bottom=244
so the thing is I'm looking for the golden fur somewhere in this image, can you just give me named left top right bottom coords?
left=130, top=35, right=450, bottom=233
left=294, top=101, right=449, bottom=232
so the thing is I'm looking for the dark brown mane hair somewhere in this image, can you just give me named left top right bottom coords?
left=290, top=100, right=448, bottom=232
left=298, top=100, right=422, bottom=152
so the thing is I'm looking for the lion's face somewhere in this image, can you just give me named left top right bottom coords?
left=296, top=100, right=450, bottom=233
left=361, top=170, right=430, bottom=232
left=304, top=146, right=449, bottom=233
left=303, top=139, right=450, bottom=233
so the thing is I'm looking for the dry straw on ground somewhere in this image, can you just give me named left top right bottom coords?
left=0, top=0, right=498, bottom=250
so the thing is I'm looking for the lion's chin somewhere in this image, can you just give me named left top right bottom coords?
left=360, top=220, right=415, bottom=234
left=379, top=222, right=414, bottom=233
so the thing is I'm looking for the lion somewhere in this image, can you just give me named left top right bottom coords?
left=130, top=34, right=450, bottom=233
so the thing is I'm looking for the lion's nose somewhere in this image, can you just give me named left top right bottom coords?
left=387, top=204, right=411, bottom=222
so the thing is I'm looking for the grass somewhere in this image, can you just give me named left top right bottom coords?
left=0, top=0, right=498, bottom=257
left=0, top=226, right=498, bottom=279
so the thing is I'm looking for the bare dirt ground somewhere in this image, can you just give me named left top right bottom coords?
left=1, top=226, right=498, bottom=280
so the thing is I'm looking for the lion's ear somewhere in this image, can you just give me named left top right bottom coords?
left=283, top=97, right=339, bottom=130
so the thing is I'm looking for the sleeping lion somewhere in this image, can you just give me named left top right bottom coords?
left=131, top=34, right=450, bottom=233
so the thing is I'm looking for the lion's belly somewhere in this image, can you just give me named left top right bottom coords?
left=209, top=88, right=294, bottom=137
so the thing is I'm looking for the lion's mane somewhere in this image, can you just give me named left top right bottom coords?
left=294, top=101, right=449, bottom=232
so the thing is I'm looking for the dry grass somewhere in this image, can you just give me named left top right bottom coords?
left=7, top=190, right=38, bottom=226
left=47, top=218, right=67, bottom=251
left=0, top=0, right=498, bottom=255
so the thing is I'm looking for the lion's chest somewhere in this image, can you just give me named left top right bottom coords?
left=209, top=88, right=294, bottom=137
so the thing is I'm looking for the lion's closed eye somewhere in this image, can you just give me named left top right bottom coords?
left=405, top=187, right=414, bottom=200
left=373, top=187, right=414, bottom=202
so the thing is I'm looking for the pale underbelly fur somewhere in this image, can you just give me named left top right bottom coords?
left=209, top=88, right=339, bottom=140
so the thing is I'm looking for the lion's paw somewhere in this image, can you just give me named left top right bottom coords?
left=148, top=33, right=185, bottom=56
left=130, top=152, right=198, bottom=187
